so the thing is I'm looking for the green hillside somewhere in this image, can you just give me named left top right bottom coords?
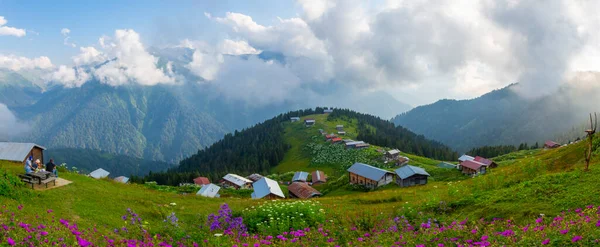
left=2, top=134, right=600, bottom=246
left=141, top=109, right=457, bottom=186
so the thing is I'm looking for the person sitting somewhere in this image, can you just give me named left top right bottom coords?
left=25, top=156, right=33, bottom=173
left=34, top=159, right=43, bottom=171
left=46, top=159, right=57, bottom=177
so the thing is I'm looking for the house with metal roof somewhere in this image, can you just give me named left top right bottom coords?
left=292, top=171, right=309, bottom=182
left=355, top=143, right=370, bottom=149
left=460, top=160, right=487, bottom=175
left=395, top=156, right=410, bottom=166
left=331, top=137, right=343, bottom=144
left=323, top=108, right=333, bottom=114
left=89, top=168, right=110, bottom=179
left=336, top=125, right=344, bottom=131
left=395, top=165, right=430, bottom=187
left=222, top=174, right=253, bottom=189
left=193, top=176, right=211, bottom=185
left=114, top=176, right=129, bottom=183
left=251, top=177, right=285, bottom=199
left=337, top=131, right=346, bottom=135
left=0, top=142, right=46, bottom=164
left=347, top=163, right=394, bottom=189
left=290, top=117, right=300, bottom=122
left=197, top=183, right=221, bottom=198
left=385, top=149, right=401, bottom=161
left=246, top=173, right=264, bottom=182
left=345, top=141, right=365, bottom=149
left=458, top=154, right=475, bottom=162
left=437, top=162, right=457, bottom=169
left=288, top=182, right=322, bottom=199
left=304, top=119, right=316, bottom=127
left=311, top=170, right=327, bottom=184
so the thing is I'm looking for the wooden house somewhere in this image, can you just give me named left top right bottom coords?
left=395, top=156, right=410, bottom=166
left=193, top=176, right=211, bottom=185
left=311, top=170, right=327, bottom=184
left=460, top=160, right=487, bottom=175
left=394, top=165, right=430, bottom=187
left=288, top=182, right=322, bottom=199
left=251, top=177, right=285, bottom=199
left=347, top=163, right=394, bottom=189
left=323, top=108, right=333, bottom=114
left=0, top=142, right=46, bottom=165
left=474, top=156, right=498, bottom=168
left=222, top=174, right=253, bottom=189
left=305, top=119, right=316, bottom=127
left=345, top=141, right=365, bottom=149
left=544, top=140, right=561, bottom=149
left=337, top=131, right=346, bottom=135
left=336, top=125, right=344, bottom=131
left=385, top=149, right=401, bottom=161
left=355, top=143, right=370, bottom=149
left=290, top=117, right=300, bottom=122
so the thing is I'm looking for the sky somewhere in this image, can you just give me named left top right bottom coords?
left=1, top=0, right=600, bottom=107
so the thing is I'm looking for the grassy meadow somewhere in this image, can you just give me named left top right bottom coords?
left=2, top=119, right=600, bottom=245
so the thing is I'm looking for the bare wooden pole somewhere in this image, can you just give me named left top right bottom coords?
left=584, top=113, right=597, bottom=171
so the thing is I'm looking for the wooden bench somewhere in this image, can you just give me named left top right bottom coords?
left=40, top=176, right=57, bottom=188
left=18, top=174, right=35, bottom=189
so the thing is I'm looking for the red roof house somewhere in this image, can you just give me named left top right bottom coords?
left=460, top=160, right=487, bottom=175
left=325, top=134, right=336, bottom=140
left=193, top=177, right=211, bottom=185
left=331, top=137, right=343, bottom=143
left=544, top=141, right=561, bottom=149
left=474, top=156, right=498, bottom=168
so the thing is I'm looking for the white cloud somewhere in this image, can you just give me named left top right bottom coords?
left=0, top=16, right=26, bottom=37
left=93, top=29, right=174, bottom=86
left=0, top=103, right=30, bottom=139
left=72, top=46, right=106, bottom=65
left=210, top=56, right=303, bottom=106
left=60, top=28, right=70, bottom=36
left=204, top=0, right=600, bottom=105
left=0, top=55, right=53, bottom=71
left=187, top=51, right=223, bottom=81
left=60, top=27, right=76, bottom=47
left=219, top=39, right=260, bottom=55
left=50, top=65, right=89, bottom=88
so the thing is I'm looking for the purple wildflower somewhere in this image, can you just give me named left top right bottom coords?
left=7, top=237, right=15, bottom=246
left=572, top=236, right=582, bottom=243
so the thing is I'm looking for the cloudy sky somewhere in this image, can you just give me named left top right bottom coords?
left=1, top=0, right=599, bottom=106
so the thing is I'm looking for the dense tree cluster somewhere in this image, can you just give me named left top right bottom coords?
left=466, top=143, right=537, bottom=158
left=329, top=109, right=458, bottom=161
left=135, top=108, right=322, bottom=185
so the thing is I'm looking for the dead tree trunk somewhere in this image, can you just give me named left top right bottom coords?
left=584, top=113, right=597, bottom=171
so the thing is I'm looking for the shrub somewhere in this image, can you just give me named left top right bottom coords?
left=0, top=169, right=29, bottom=199
left=241, top=200, right=326, bottom=235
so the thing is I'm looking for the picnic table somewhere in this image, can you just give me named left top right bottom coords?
left=19, top=171, right=56, bottom=189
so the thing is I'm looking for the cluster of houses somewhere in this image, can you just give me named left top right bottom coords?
left=456, top=154, right=498, bottom=175
left=347, top=162, right=431, bottom=189
left=320, top=127, right=373, bottom=150
left=194, top=170, right=328, bottom=200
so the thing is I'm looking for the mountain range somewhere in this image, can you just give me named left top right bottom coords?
left=0, top=47, right=411, bottom=164
left=392, top=78, right=599, bottom=152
